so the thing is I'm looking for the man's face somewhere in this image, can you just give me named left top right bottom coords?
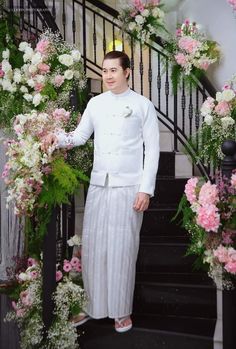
left=102, top=58, right=130, bottom=94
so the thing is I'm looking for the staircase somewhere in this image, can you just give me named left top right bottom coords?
left=79, top=151, right=216, bottom=349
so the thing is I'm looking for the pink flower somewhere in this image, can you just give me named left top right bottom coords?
left=231, top=173, right=236, bottom=187
left=74, top=263, right=82, bottom=272
left=12, top=301, right=18, bottom=311
left=54, top=74, right=65, bottom=87
left=176, top=28, right=182, bottom=37
left=184, top=19, right=190, bottom=26
left=222, top=231, right=234, bottom=245
left=27, top=258, right=38, bottom=267
left=223, top=84, right=231, bottom=90
left=52, top=108, right=70, bottom=122
left=225, top=261, right=236, bottom=274
left=198, top=181, right=219, bottom=206
left=34, top=82, right=44, bottom=92
left=184, top=177, right=198, bottom=204
left=56, top=270, right=63, bottom=282
left=138, top=4, right=145, bottom=11
left=70, top=257, right=80, bottom=268
left=214, top=245, right=229, bottom=263
left=175, top=52, right=187, bottom=67
left=215, top=101, right=231, bottom=116
left=16, top=308, right=26, bottom=317
left=196, top=204, right=220, bottom=232
left=178, top=37, right=201, bottom=54
left=0, top=69, right=5, bottom=77
left=37, top=63, right=50, bottom=74
left=63, top=261, right=72, bottom=272
left=151, top=0, right=160, bottom=4
left=198, top=59, right=210, bottom=71
left=130, top=10, right=137, bottom=17
left=30, top=271, right=38, bottom=279
left=20, top=290, right=32, bottom=307
left=36, top=39, right=50, bottom=55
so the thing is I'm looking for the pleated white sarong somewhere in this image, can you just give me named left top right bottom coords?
left=81, top=183, right=143, bottom=319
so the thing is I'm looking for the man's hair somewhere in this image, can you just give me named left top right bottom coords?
left=103, top=50, right=130, bottom=71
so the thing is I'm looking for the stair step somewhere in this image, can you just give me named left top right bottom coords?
left=133, top=277, right=216, bottom=318
left=137, top=242, right=196, bottom=273
left=157, top=152, right=175, bottom=177
left=140, top=235, right=189, bottom=243
left=79, top=315, right=215, bottom=349
left=136, top=271, right=214, bottom=285
left=141, top=208, right=187, bottom=237
left=152, top=178, right=187, bottom=207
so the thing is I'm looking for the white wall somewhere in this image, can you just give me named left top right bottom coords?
left=177, top=0, right=236, bottom=90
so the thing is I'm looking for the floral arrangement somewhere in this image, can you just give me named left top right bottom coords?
left=166, top=19, right=220, bottom=93
left=5, top=242, right=86, bottom=349
left=196, top=76, right=236, bottom=166
left=0, top=29, right=86, bottom=128
left=176, top=174, right=236, bottom=289
left=227, top=0, right=236, bottom=11
left=118, top=0, right=166, bottom=45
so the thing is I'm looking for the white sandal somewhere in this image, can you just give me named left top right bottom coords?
left=70, top=312, right=90, bottom=327
left=115, top=316, right=132, bottom=333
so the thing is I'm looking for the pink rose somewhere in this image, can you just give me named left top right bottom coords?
left=225, top=261, right=236, bottom=274
left=0, top=69, right=5, bottom=78
left=214, top=245, right=229, bottom=263
left=215, top=101, right=230, bottom=116
left=54, top=74, right=65, bottom=87
left=37, top=63, right=50, bottom=74
left=175, top=52, right=187, bottom=66
left=36, top=39, right=50, bottom=55
left=196, top=204, right=220, bottom=232
left=198, top=181, right=219, bottom=206
left=198, top=60, right=210, bottom=71
left=56, top=270, right=63, bottom=282
left=34, top=82, right=44, bottom=92
left=184, top=177, right=198, bottom=204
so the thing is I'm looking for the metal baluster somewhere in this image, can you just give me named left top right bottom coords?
left=165, top=58, right=169, bottom=117
left=148, top=47, right=152, bottom=100
left=112, top=24, right=115, bottom=50
left=181, top=78, right=186, bottom=134
left=82, top=0, right=87, bottom=73
left=27, top=0, right=31, bottom=40
left=103, top=19, right=106, bottom=55
left=62, top=0, right=66, bottom=40
left=19, top=0, right=24, bottom=39
left=174, top=93, right=178, bottom=151
left=195, top=87, right=200, bottom=151
left=157, top=53, right=161, bottom=109
left=130, top=38, right=135, bottom=90
left=139, top=43, right=143, bottom=95
left=189, top=82, right=193, bottom=137
left=72, top=0, right=76, bottom=44
left=93, top=12, right=97, bottom=64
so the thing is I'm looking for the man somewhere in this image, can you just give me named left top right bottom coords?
left=47, top=51, right=159, bottom=332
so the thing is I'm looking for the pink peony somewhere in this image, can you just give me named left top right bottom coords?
left=34, top=82, right=44, bottom=92
left=63, top=261, right=72, bottom=272
left=178, top=37, right=201, bottom=54
left=37, top=63, right=50, bottom=74
left=175, top=52, right=187, bottom=66
left=56, top=270, right=63, bottom=282
left=225, top=261, right=236, bottom=274
left=0, top=69, right=5, bottom=77
left=214, top=245, right=229, bottom=263
left=196, top=204, right=220, bottom=232
left=36, top=39, right=50, bottom=55
left=54, top=74, right=65, bottom=87
left=215, top=101, right=231, bottom=116
left=184, top=177, right=198, bottom=204
left=198, top=181, right=219, bottom=206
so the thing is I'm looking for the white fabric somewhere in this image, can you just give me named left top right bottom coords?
left=57, top=88, right=160, bottom=196
left=82, top=183, right=143, bottom=319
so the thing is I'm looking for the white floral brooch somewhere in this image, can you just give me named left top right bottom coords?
left=121, top=106, right=133, bottom=118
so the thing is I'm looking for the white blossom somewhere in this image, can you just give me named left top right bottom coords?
left=23, top=93, right=33, bottom=102
left=2, top=48, right=10, bottom=59
left=58, top=54, right=74, bottom=67
left=221, top=116, right=235, bottom=128
left=135, top=15, right=145, bottom=25
left=71, top=50, right=81, bottom=62
left=32, top=93, right=43, bottom=106
left=222, top=89, right=235, bottom=102
left=19, top=41, right=31, bottom=52
left=204, top=114, right=214, bottom=125
left=64, top=69, right=74, bottom=80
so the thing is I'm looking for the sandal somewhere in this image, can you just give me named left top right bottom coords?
left=114, top=316, right=132, bottom=333
left=70, top=312, right=90, bottom=327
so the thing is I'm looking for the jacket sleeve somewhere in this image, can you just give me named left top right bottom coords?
left=139, top=102, right=160, bottom=196
left=56, top=102, right=94, bottom=148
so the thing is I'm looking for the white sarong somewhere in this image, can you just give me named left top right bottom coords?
left=82, top=183, right=143, bottom=319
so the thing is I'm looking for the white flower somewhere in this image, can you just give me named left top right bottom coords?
left=222, top=89, right=235, bottom=102
left=19, top=41, right=31, bottom=52
left=216, top=92, right=223, bottom=102
left=32, top=93, right=43, bottom=106
left=2, top=60, right=12, bottom=73
left=23, top=93, right=33, bottom=102
left=135, top=15, right=145, bottom=25
left=2, top=48, right=10, bottom=59
left=31, top=52, right=43, bottom=65
left=204, top=114, right=213, bottom=125
left=141, top=9, right=149, bottom=17
left=13, top=70, right=22, bottom=83
left=23, top=47, right=34, bottom=62
left=152, top=7, right=162, bottom=18
left=20, top=85, right=28, bottom=93
left=128, top=22, right=137, bottom=32
left=67, top=234, right=81, bottom=247
left=221, top=116, right=235, bottom=128
left=28, top=64, right=38, bottom=74
left=71, top=50, right=81, bottom=62
left=64, top=69, right=74, bottom=80
left=2, top=79, right=12, bottom=91
left=35, top=74, right=46, bottom=84
left=58, top=54, right=74, bottom=67
left=27, top=78, right=35, bottom=88
left=18, top=272, right=31, bottom=281
left=73, top=70, right=81, bottom=79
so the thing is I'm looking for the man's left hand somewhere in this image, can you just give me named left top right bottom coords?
left=133, top=192, right=150, bottom=212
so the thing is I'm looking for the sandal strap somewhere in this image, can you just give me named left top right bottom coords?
left=115, top=316, right=130, bottom=325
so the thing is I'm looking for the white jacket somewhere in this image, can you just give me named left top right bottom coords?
left=57, top=88, right=160, bottom=196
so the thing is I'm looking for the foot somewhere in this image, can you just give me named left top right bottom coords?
left=115, top=316, right=132, bottom=333
left=70, top=312, right=90, bottom=327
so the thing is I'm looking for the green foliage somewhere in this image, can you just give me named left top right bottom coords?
left=41, top=83, right=57, bottom=101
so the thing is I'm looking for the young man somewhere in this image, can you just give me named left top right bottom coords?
left=47, top=51, right=159, bottom=332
